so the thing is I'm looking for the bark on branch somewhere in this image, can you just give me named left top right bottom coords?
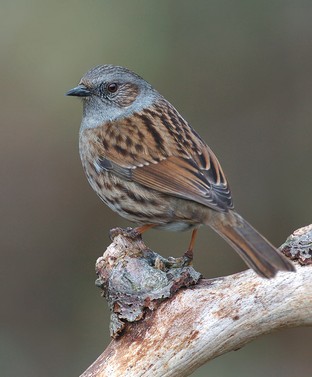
left=81, top=225, right=312, bottom=377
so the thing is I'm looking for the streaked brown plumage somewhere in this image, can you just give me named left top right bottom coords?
left=67, top=64, right=295, bottom=278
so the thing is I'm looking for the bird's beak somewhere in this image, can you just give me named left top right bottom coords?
left=66, top=84, right=91, bottom=97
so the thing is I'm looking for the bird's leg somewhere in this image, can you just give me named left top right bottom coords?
left=184, top=228, right=198, bottom=261
left=128, top=223, right=156, bottom=239
left=166, top=228, right=198, bottom=268
left=134, top=224, right=156, bottom=234
left=128, top=225, right=198, bottom=268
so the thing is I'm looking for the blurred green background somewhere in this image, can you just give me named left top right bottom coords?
left=1, top=1, right=311, bottom=376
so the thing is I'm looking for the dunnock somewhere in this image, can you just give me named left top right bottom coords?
left=67, top=65, right=294, bottom=278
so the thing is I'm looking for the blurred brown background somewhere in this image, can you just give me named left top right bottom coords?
left=1, top=1, right=311, bottom=376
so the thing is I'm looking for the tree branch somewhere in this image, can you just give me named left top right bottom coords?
left=81, top=225, right=312, bottom=377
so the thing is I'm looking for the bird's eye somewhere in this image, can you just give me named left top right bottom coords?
left=107, top=83, right=118, bottom=93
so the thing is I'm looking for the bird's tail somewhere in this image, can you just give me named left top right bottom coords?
left=208, top=210, right=295, bottom=278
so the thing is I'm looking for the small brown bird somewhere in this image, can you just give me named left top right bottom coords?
left=67, top=65, right=294, bottom=278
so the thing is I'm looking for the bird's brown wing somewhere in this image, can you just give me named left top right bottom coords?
left=90, top=101, right=233, bottom=211
left=132, top=155, right=232, bottom=211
